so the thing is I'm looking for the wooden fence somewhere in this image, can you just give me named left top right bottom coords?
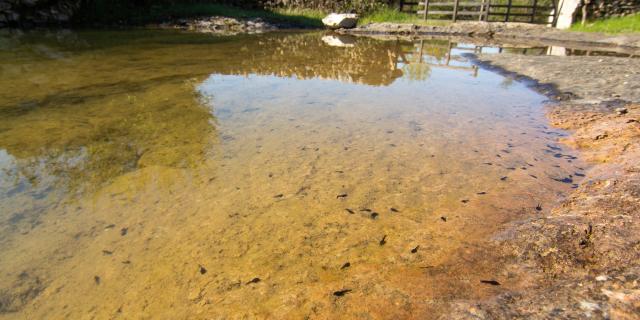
left=399, top=0, right=559, bottom=25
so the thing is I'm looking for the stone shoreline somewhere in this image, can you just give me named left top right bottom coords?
left=338, top=22, right=640, bottom=55
left=452, top=53, right=640, bottom=318
left=336, top=26, right=640, bottom=317
left=454, top=54, right=640, bottom=319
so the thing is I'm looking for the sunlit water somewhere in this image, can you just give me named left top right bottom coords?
left=0, top=30, right=585, bottom=319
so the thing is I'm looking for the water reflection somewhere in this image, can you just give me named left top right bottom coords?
left=0, top=58, right=217, bottom=195
left=0, top=30, right=485, bottom=206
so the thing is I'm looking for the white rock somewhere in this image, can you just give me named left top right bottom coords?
left=595, top=275, right=608, bottom=281
left=322, top=13, right=358, bottom=29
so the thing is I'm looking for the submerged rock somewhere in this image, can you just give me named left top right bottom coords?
left=615, top=107, right=628, bottom=115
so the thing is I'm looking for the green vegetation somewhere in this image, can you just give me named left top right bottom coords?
left=74, top=1, right=455, bottom=28
left=74, top=2, right=325, bottom=27
left=570, top=13, right=640, bottom=34
left=359, top=8, right=450, bottom=26
left=271, top=8, right=326, bottom=27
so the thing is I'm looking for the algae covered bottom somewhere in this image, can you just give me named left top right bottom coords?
left=0, top=30, right=585, bottom=319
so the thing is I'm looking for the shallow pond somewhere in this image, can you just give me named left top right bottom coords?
left=0, top=30, right=585, bottom=319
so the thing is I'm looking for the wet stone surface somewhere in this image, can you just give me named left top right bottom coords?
left=452, top=44, right=640, bottom=319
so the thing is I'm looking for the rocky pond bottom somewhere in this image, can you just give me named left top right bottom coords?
left=0, top=30, right=587, bottom=318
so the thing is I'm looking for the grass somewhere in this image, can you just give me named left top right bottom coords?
left=570, top=13, right=640, bottom=34
left=74, top=3, right=325, bottom=27
left=359, top=8, right=451, bottom=26
left=270, top=8, right=326, bottom=27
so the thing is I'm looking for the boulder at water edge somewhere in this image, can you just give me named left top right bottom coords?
left=322, top=13, right=358, bottom=29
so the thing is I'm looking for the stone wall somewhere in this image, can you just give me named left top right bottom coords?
left=556, top=0, right=639, bottom=29
left=0, top=0, right=82, bottom=26
left=262, top=0, right=390, bottom=12
left=217, top=0, right=392, bottom=12
left=585, top=0, right=640, bottom=19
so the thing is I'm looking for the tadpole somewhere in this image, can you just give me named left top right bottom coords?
left=246, top=277, right=261, bottom=284
left=390, top=208, right=399, bottom=213
left=480, top=280, right=501, bottom=286
left=333, top=289, right=352, bottom=297
left=345, top=208, right=355, bottom=214
left=441, top=216, right=447, bottom=222
left=336, top=193, right=348, bottom=199
left=411, top=246, right=420, bottom=253
left=340, top=262, right=351, bottom=270
left=379, top=235, right=387, bottom=246
left=552, top=177, right=573, bottom=184
left=370, top=212, right=379, bottom=219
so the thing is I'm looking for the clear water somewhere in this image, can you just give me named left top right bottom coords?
left=0, top=30, right=584, bottom=318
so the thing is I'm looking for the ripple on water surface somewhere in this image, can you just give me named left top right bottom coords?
left=0, top=30, right=585, bottom=318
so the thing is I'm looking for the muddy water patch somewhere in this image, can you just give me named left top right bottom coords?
left=0, top=30, right=586, bottom=318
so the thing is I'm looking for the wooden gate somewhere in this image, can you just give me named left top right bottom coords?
left=399, top=0, right=559, bottom=24
left=417, top=0, right=489, bottom=22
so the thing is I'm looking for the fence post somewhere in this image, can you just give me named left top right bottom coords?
left=530, top=0, right=538, bottom=23
left=479, top=0, right=486, bottom=21
left=423, top=0, right=429, bottom=20
left=551, top=0, right=560, bottom=27
left=485, top=0, right=491, bottom=21
left=452, top=0, right=460, bottom=22
left=505, top=0, right=512, bottom=22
